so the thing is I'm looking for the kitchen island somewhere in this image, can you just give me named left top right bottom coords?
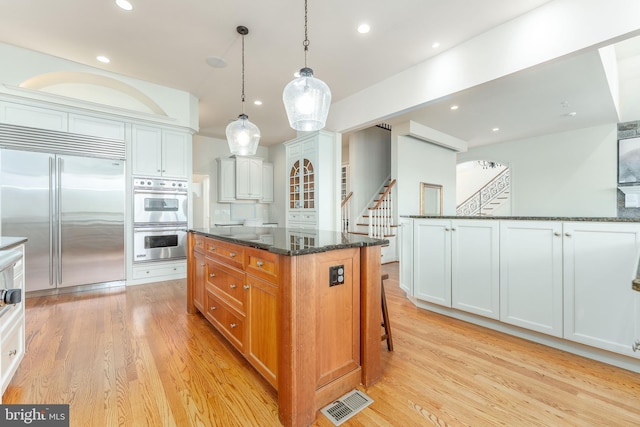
left=186, top=227, right=387, bottom=427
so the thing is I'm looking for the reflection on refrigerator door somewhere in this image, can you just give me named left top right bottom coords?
left=0, top=149, right=125, bottom=292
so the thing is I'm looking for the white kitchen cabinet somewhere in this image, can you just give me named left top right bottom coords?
left=132, top=125, right=189, bottom=178
left=499, top=221, right=563, bottom=337
left=398, top=217, right=414, bottom=296
left=0, top=101, right=68, bottom=132
left=217, top=157, right=236, bottom=203
left=451, top=220, right=500, bottom=319
left=261, top=162, right=274, bottom=203
left=68, top=113, right=125, bottom=140
left=413, top=219, right=499, bottom=316
left=284, top=131, right=341, bottom=231
left=236, top=157, right=263, bottom=200
left=563, top=222, right=640, bottom=358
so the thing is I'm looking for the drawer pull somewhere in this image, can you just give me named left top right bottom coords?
left=209, top=273, right=216, bottom=278
left=210, top=306, right=216, bottom=311
left=200, top=263, right=205, bottom=267
left=209, top=246, right=216, bottom=251
left=256, top=261, right=264, bottom=267
left=229, top=284, right=237, bottom=289
left=244, top=285, right=250, bottom=290
left=633, top=340, right=640, bottom=352
left=8, top=349, right=17, bottom=357
left=229, top=252, right=236, bottom=258
left=230, top=323, right=237, bottom=329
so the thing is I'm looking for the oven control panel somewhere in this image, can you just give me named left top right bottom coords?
left=133, top=177, right=188, bottom=193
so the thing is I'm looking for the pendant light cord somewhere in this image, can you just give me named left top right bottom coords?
left=303, top=0, right=309, bottom=68
left=241, top=33, right=246, bottom=114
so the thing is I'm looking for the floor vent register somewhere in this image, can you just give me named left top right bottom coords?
left=320, top=389, right=374, bottom=426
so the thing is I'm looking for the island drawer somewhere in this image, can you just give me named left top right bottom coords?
left=193, top=234, right=206, bottom=254
left=204, top=237, right=245, bottom=269
left=205, top=259, right=247, bottom=313
left=245, top=247, right=279, bottom=284
left=206, top=290, right=245, bottom=352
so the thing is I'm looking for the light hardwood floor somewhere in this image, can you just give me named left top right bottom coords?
left=4, top=263, right=640, bottom=426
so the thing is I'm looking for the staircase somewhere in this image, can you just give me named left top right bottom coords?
left=457, top=168, right=510, bottom=216
left=344, top=177, right=398, bottom=263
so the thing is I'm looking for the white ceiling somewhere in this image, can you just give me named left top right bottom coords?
left=0, top=0, right=637, bottom=148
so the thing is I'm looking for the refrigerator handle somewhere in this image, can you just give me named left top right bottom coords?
left=57, top=157, right=63, bottom=285
left=49, top=157, right=55, bottom=288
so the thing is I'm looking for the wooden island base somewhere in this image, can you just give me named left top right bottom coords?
left=186, top=230, right=384, bottom=427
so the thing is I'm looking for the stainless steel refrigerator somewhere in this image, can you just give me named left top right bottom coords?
left=0, top=149, right=125, bottom=292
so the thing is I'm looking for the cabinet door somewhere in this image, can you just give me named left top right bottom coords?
left=236, top=157, right=263, bottom=199
left=217, top=158, right=236, bottom=202
left=132, top=125, right=162, bottom=177
left=261, top=162, right=274, bottom=203
left=1, top=101, right=67, bottom=131
left=499, top=221, right=563, bottom=336
left=451, top=220, right=500, bottom=319
left=413, top=219, right=451, bottom=306
left=398, top=218, right=414, bottom=296
left=162, top=130, right=189, bottom=178
left=563, top=222, right=640, bottom=358
left=68, top=114, right=125, bottom=140
left=246, top=275, right=278, bottom=387
left=193, top=251, right=206, bottom=313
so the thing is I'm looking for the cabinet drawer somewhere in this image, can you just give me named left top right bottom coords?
left=132, top=263, right=186, bottom=279
left=206, top=259, right=246, bottom=313
left=288, top=212, right=317, bottom=223
left=245, top=248, right=279, bottom=284
left=204, top=238, right=245, bottom=269
left=194, top=234, right=206, bottom=254
left=206, top=291, right=245, bottom=352
left=0, top=318, right=24, bottom=396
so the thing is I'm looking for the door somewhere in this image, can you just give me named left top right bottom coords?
left=58, top=155, right=124, bottom=287
left=398, top=218, right=413, bottom=296
left=413, top=219, right=451, bottom=306
left=0, top=149, right=54, bottom=291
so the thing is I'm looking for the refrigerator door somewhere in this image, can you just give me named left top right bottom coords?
left=57, top=155, right=125, bottom=287
left=0, top=149, right=56, bottom=291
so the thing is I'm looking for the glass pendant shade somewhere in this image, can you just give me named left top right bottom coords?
left=283, top=67, right=331, bottom=131
left=226, top=113, right=260, bottom=156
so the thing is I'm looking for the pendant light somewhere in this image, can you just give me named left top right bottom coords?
left=226, top=25, right=260, bottom=156
left=282, top=0, right=331, bottom=132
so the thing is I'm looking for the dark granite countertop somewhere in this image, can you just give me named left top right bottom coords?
left=403, top=215, right=640, bottom=222
left=0, top=237, right=27, bottom=250
left=190, top=227, right=387, bottom=256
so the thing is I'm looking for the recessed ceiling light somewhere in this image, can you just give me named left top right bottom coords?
left=432, top=42, right=441, bottom=49
left=115, top=0, right=133, bottom=11
left=96, top=55, right=110, bottom=64
left=492, top=127, right=500, bottom=132
left=206, top=56, right=227, bottom=68
left=357, top=24, right=370, bottom=34
left=254, top=100, right=263, bottom=106
left=450, top=105, right=459, bottom=110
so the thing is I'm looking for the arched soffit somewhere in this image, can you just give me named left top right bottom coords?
left=20, top=71, right=167, bottom=116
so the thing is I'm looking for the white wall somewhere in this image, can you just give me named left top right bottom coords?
left=457, top=123, right=618, bottom=217
left=348, top=127, right=391, bottom=223
left=192, top=135, right=272, bottom=227
left=393, top=134, right=457, bottom=216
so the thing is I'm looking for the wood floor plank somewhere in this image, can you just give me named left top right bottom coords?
left=3, top=263, right=640, bottom=426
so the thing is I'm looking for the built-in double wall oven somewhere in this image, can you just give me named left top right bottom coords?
left=133, top=177, right=188, bottom=263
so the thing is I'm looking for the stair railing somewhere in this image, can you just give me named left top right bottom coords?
left=369, top=179, right=396, bottom=238
left=341, top=191, right=353, bottom=233
left=456, top=168, right=510, bottom=216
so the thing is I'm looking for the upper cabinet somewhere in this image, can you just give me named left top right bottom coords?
left=132, top=125, right=190, bottom=178
left=216, top=156, right=274, bottom=203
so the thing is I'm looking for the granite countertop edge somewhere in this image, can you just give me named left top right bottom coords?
left=0, top=237, right=28, bottom=251
left=403, top=215, right=640, bottom=222
left=189, top=228, right=388, bottom=256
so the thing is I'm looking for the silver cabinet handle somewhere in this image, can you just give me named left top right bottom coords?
left=200, top=263, right=205, bottom=267
left=230, top=323, right=237, bottom=329
left=445, top=228, right=450, bottom=231
left=451, top=228, right=456, bottom=231
left=229, top=252, right=236, bottom=258
left=8, top=349, right=17, bottom=357
left=565, top=233, right=572, bottom=237
left=208, top=246, right=215, bottom=251
left=229, top=284, right=237, bottom=289
left=210, top=306, right=216, bottom=311
left=554, top=232, right=561, bottom=237
left=209, top=273, right=216, bottom=278
left=256, top=261, right=264, bottom=267
left=633, top=340, right=640, bottom=352
left=244, top=285, right=250, bottom=290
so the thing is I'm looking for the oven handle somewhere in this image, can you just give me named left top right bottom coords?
left=133, top=189, right=188, bottom=196
left=133, top=226, right=187, bottom=233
